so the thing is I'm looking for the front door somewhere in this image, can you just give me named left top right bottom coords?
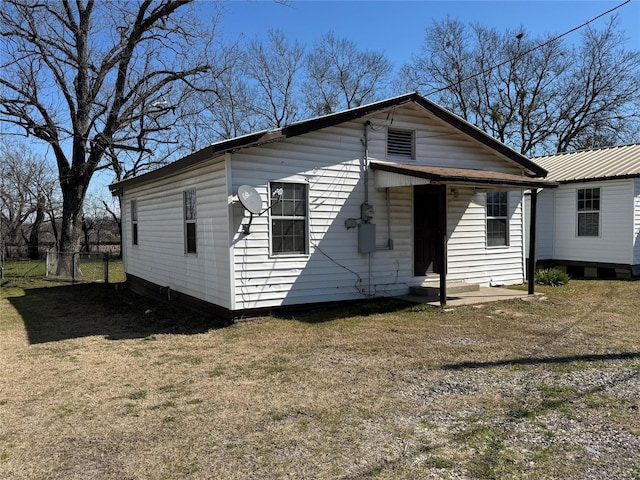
left=414, top=185, right=443, bottom=275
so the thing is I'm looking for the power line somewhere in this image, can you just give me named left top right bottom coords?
left=425, top=0, right=631, bottom=96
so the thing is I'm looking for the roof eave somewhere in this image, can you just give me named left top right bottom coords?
left=556, top=173, right=640, bottom=184
left=109, top=91, right=548, bottom=192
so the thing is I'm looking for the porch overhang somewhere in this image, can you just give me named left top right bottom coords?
left=371, top=162, right=558, bottom=190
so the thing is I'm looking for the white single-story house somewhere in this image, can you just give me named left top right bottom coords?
left=109, top=92, right=555, bottom=317
left=528, top=143, right=640, bottom=279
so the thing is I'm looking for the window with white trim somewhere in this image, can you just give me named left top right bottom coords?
left=486, top=191, right=509, bottom=247
left=131, top=199, right=138, bottom=246
left=577, top=187, right=600, bottom=237
left=184, top=189, right=197, bottom=254
left=387, top=128, right=415, bottom=159
left=270, top=182, right=308, bottom=255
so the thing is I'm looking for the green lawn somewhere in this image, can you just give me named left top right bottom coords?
left=1, top=257, right=125, bottom=285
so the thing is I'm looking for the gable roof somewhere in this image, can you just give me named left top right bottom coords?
left=110, top=92, right=547, bottom=193
left=532, top=143, right=640, bottom=184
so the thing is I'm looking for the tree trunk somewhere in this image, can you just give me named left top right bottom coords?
left=56, top=180, right=88, bottom=276
left=27, top=195, right=46, bottom=260
left=81, top=215, right=91, bottom=253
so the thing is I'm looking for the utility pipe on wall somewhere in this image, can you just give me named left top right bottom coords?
left=363, top=120, right=370, bottom=206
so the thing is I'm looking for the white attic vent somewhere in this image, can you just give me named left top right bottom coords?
left=387, top=128, right=415, bottom=159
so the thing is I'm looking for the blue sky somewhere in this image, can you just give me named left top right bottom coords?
left=78, top=0, right=640, bottom=200
left=212, top=0, right=640, bottom=68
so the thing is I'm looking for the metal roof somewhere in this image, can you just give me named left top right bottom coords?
left=531, top=143, right=640, bottom=184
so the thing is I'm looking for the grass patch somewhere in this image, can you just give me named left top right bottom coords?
left=1, top=258, right=124, bottom=285
left=535, top=268, right=570, bottom=286
left=425, top=456, right=455, bottom=469
left=149, top=401, right=176, bottom=410
left=127, top=390, right=147, bottom=401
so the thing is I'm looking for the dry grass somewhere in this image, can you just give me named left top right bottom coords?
left=1, top=275, right=639, bottom=479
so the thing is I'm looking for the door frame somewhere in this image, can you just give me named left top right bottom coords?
left=413, top=184, right=447, bottom=277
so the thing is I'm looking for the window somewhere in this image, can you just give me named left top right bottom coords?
left=270, top=182, right=307, bottom=255
left=577, top=187, right=600, bottom=237
left=184, top=189, right=197, bottom=254
left=387, top=128, right=414, bottom=159
left=486, top=191, right=508, bottom=247
left=131, top=199, right=138, bottom=246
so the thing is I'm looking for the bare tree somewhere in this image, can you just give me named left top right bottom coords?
left=402, top=16, right=640, bottom=155
left=244, top=29, right=305, bottom=128
left=101, top=198, right=121, bottom=249
left=0, top=0, right=217, bottom=274
left=81, top=195, right=118, bottom=253
left=25, top=193, right=46, bottom=259
left=179, top=42, right=258, bottom=147
left=0, top=141, right=57, bottom=259
left=553, top=20, right=640, bottom=152
left=303, top=31, right=393, bottom=115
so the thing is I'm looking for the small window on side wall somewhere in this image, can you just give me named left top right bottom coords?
left=131, top=199, right=138, bottom=246
left=486, top=191, right=509, bottom=247
left=577, top=187, right=600, bottom=237
left=270, top=182, right=308, bottom=255
left=184, top=189, right=197, bottom=254
left=387, top=128, right=415, bottom=159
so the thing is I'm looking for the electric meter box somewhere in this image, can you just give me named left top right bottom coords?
left=358, top=223, right=376, bottom=253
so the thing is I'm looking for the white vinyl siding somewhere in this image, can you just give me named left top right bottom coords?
left=368, top=106, right=523, bottom=175
left=551, top=180, right=634, bottom=264
left=122, top=158, right=232, bottom=309
left=448, top=190, right=525, bottom=286
left=230, top=122, right=369, bottom=310
left=534, top=190, right=555, bottom=259
left=633, top=179, right=640, bottom=265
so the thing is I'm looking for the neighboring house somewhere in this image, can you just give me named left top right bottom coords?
left=109, top=92, right=554, bottom=317
left=528, top=143, right=640, bottom=279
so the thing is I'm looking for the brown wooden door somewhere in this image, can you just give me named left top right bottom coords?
left=414, top=185, right=443, bottom=275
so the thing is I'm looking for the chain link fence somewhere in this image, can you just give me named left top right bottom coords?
left=45, top=249, right=123, bottom=283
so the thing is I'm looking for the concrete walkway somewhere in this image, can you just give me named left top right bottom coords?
left=399, top=286, right=536, bottom=307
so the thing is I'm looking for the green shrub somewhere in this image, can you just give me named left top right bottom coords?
left=535, top=268, right=570, bottom=286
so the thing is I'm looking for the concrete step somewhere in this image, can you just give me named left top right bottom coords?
left=409, top=282, right=480, bottom=297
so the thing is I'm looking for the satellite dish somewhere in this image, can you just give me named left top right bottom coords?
left=237, top=185, right=263, bottom=235
left=238, top=185, right=263, bottom=215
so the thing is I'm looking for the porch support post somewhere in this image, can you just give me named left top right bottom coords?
left=528, top=189, right=538, bottom=295
left=439, top=185, right=448, bottom=307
